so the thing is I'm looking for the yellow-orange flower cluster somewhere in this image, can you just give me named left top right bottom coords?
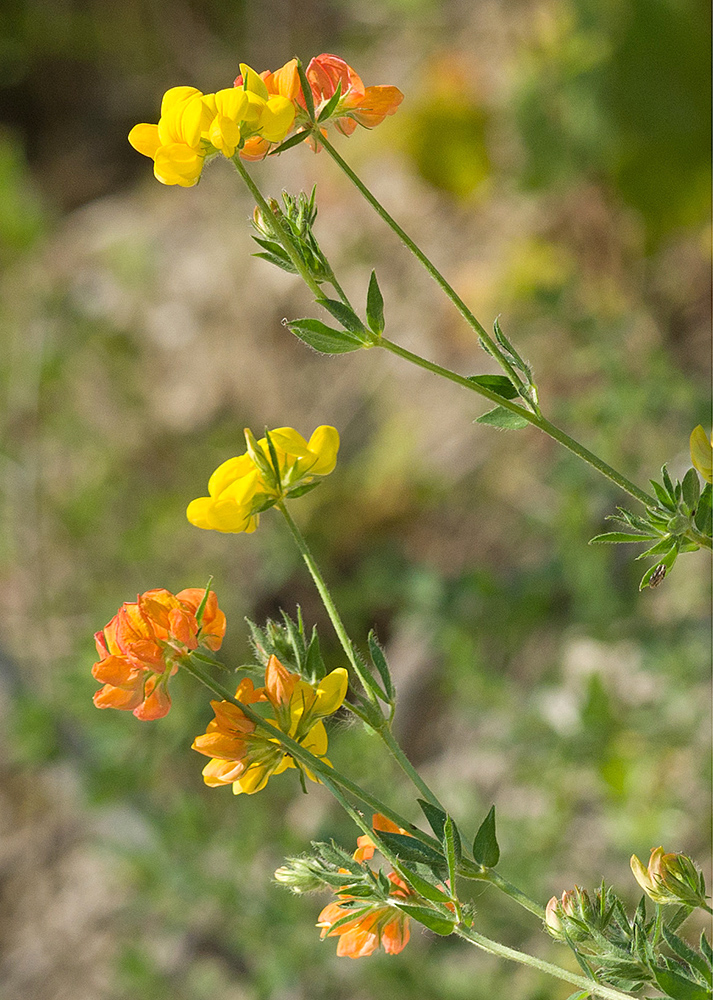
left=318, top=870, right=415, bottom=958
left=128, top=65, right=295, bottom=186
left=238, top=54, right=404, bottom=159
left=128, top=55, right=403, bottom=180
left=186, top=425, right=339, bottom=534
left=93, top=588, right=225, bottom=720
left=192, top=655, right=348, bottom=795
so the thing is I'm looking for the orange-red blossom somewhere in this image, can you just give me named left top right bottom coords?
left=237, top=53, right=404, bottom=159
left=92, top=588, right=225, bottom=720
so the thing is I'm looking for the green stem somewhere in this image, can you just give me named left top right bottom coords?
left=481, top=870, right=546, bottom=920
left=276, top=501, right=373, bottom=697
left=317, top=133, right=526, bottom=392
left=456, top=924, right=635, bottom=1000
left=686, top=527, right=713, bottom=551
left=277, top=501, right=445, bottom=810
left=379, top=337, right=658, bottom=510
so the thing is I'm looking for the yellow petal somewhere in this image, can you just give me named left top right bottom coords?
left=208, top=113, right=241, bottom=156
left=186, top=497, right=216, bottom=530
left=268, top=427, right=311, bottom=458
left=161, top=86, right=203, bottom=117
left=239, top=63, right=269, bottom=100
left=307, top=425, right=340, bottom=475
left=207, top=454, right=255, bottom=497
left=214, top=87, right=249, bottom=122
left=153, top=143, right=204, bottom=187
left=128, top=123, right=161, bottom=159
left=242, top=91, right=266, bottom=126
left=259, top=96, right=296, bottom=142
left=313, top=667, right=348, bottom=717
left=690, top=425, right=713, bottom=483
left=630, top=853, right=653, bottom=894
left=302, top=719, right=328, bottom=756
left=177, top=94, right=207, bottom=148
left=233, top=761, right=274, bottom=794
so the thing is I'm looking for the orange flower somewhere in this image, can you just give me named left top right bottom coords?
left=317, top=872, right=414, bottom=958
left=305, top=54, right=403, bottom=137
left=192, top=655, right=348, bottom=794
left=92, top=587, right=225, bottom=720
left=353, top=813, right=410, bottom=862
left=236, top=54, right=403, bottom=159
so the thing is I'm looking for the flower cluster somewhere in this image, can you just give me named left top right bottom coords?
left=192, top=655, right=348, bottom=795
left=238, top=53, right=404, bottom=158
left=128, top=65, right=295, bottom=186
left=186, top=425, right=339, bottom=534
left=129, top=55, right=403, bottom=181
left=317, top=871, right=415, bottom=958
left=93, top=588, right=225, bottom=720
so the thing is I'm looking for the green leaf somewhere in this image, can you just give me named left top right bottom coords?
left=396, top=904, right=455, bottom=935
left=589, top=531, right=650, bottom=544
left=305, top=628, right=326, bottom=683
left=662, top=464, right=676, bottom=499
left=662, top=927, right=712, bottom=985
left=287, top=318, right=366, bottom=354
left=475, top=406, right=530, bottom=430
left=251, top=236, right=289, bottom=257
left=472, top=805, right=500, bottom=868
left=195, top=578, right=213, bottom=627
left=700, top=932, right=712, bottom=969
left=376, top=831, right=446, bottom=870
left=650, top=480, right=677, bottom=511
left=653, top=967, right=712, bottom=1000
left=366, top=270, right=385, bottom=335
left=253, top=251, right=298, bottom=274
left=564, top=993, right=592, bottom=1000
left=397, top=864, right=453, bottom=905
left=367, top=631, right=395, bottom=701
left=285, top=481, right=321, bottom=499
left=466, top=374, right=519, bottom=400
left=417, top=799, right=448, bottom=840
left=639, top=550, right=677, bottom=590
left=636, top=535, right=680, bottom=560
left=269, top=128, right=312, bottom=155
left=296, top=59, right=315, bottom=121
left=443, top=814, right=462, bottom=890
left=317, top=80, right=342, bottom=122
left=318, top=297, right=367, bottom=336
left=695, top=484, right=712, bottom=534
left=682, top=468, right=701, bottom=512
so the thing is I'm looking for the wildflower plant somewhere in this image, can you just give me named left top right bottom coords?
left=87, top=49, right=712, bottom=1000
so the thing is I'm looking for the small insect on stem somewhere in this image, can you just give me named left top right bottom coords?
left=649, top=564, right=667, bottom=588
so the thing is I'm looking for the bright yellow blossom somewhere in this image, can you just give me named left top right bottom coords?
left=128, top=66, right=295, bottom=186
left=186, top=425, right=339, bottom=533
left=690, top=425, right=713, bottom=483
left=192, top=655, right=348, bottom=794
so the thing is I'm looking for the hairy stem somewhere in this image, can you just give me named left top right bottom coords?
left=456, top=924, right=635, bottom=1000
left=379, top=337, right=658, bottom=509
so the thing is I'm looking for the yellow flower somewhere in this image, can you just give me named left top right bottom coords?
left=129, top=86, right=212, bottom=187
left=192, top=655, right=348, bottom=794
left=690, top=425, right=713, bottom=483
left=129, top=66, right=295, bottom=185
left=186, top=425, right=339, bottom=533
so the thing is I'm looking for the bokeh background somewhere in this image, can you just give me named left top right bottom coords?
left=0, top=1, right=711, bottom=998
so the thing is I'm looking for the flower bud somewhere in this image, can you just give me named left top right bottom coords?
left=544, top=888, right=590, bottom=941
left=274, top=858, right=328, bottom=894
left=631, top=847, right=708, bottom=908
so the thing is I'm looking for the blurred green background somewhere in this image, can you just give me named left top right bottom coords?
left=0, top=1, right=710, bottom=998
